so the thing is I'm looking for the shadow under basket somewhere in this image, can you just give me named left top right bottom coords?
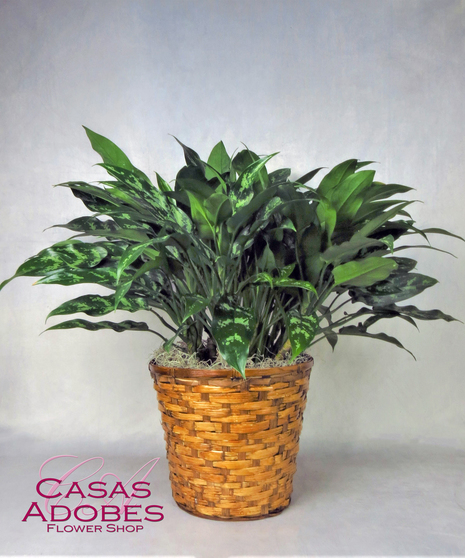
left=149, top=358, right=313, bottom=521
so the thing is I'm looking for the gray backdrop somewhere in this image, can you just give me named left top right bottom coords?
left=1, top=0, right=464, bottom=454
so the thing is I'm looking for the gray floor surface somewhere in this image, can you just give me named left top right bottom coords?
left=1, top=440, right=465, bottom=557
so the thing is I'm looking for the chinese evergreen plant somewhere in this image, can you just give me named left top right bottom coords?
left=1, top=128, right=462, bottom=377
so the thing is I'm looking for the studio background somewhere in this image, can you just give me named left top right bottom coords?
left=0, top=1, right=464, bottom=556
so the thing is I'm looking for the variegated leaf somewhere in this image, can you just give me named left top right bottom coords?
left=254, top=273, right=317, bottom=295
left=337, top=325, right=415, bottom=359
left=116, top=241, right=154, bottom=283
left=384, top=304, right=460, bottom=323
left=182, top=294, right=210, bottom=323
left=35, top=267, right=132, bottom=288
left=349, top=272, right=438, bottom=307
left=0, top=242, right=108, bottom=291
left=47, top=294, right=149, bottom=319
left=51, top=216, right=119, bottom=233
left=287, top=311, right=319, bottom=361
left=230, top=153, right=278, bottom=210
left=212, top=299, right=256, bottom=378
left=100, top=164, right=176, bottom=223
left=44, top=319, right=151, bottom=334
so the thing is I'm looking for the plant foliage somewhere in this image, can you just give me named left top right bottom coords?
left=2, top=128, right=462, bottom=377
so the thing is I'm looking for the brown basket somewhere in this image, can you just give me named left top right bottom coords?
left=149, top=358, right=313, bottom=520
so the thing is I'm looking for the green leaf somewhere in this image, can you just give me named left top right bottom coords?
left=83, top=127, right=133, bottom=170
left=365, top=182, right=415, bottom=202
left=354, top=199, right=411, bottom=223
left=205, top=141, right=231, bottom=180
left=163, top=323, right=188, bottom=352
left=324, top=330, right=338, bottom=351
left=44, top=319, right=151, bottom=334
left=258, top=244, right=276, bottom=272
left=47, top=294, right=149, bottom=319
left=295, top=167, right=324, bottom=185
left=176, top=165, right=215, bottom=199
left=333, top=257, right=398, bottom=287
left=316, top=198, right=337, bottom=241
left=172, top=136, right=205, bottom=170
left=337, top=325, right=415, bottom=359
left=287, top=311, right=319, bottom=361
left=355, top=201, right=415, bottom=238
left=231, top=149, right=258, bottom=174
left=417, top=228, right=465, bottom=242
left=321, top=236, right=384, bottom=265
left=329, top=170, right=375, bottom=211
left=204, top=193, right=233, bottom=226
left=394, top=244, right=457, bottom=258
left=185, top=191, right=214, bottom=239
left=182, top=294, right=210, bottom=323
left=212, top=299, right=256, bottom=378
left=155, top=172, right=172, bottom=192
left=349, top=272, right=438, bottom=306
left=355, top=160, right=376, bottom=169
left=318, top=159, right=357, bottom=197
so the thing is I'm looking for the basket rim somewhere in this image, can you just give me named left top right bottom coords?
left=149, top=358, right=314, bottom=379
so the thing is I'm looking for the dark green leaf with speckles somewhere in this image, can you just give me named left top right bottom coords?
left=0, top=242, right=108, bottom=291
left=287, top=311, right=319, bottom=361
left=100, top=164, right=185, bottom=228
left=383, top=304, right=460, bottom=323
left=349, top=272, right=438, bottom=306
left=212, top=298, right=256, bottom=378
left=230, top=153, right=278, bottom=210
left=182, top=294, right=210, bottom=323
left=51, top=216, right=119, bottom=233
left=117, top=241, right=154, bottom=283
left=254, top=273, right=317, bottom=295
left=35, top=266, right=132, bottom=288
left=268, top=168, right=291, bottom=185
left=337, top=325, right=415, bottom=359
left=44, top=319, right=151, bottom=334
left=47, top=294, right=149, bottom=319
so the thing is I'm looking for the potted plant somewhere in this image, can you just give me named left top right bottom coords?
left=1, top=128, right=461, bottom=520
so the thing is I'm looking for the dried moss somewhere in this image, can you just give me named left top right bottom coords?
left=151, top=345, right=312, bottom=370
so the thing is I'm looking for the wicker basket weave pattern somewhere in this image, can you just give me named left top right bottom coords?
left=150, top=360, right=313, bottom=520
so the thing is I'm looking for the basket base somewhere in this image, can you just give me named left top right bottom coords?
left=175, top=498, right=291, bottom=521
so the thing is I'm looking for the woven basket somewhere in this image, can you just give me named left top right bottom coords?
left=149, top=358, right=313, bottom=520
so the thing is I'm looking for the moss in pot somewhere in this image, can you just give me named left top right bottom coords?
left=1, top=127, right=462, bottom=519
